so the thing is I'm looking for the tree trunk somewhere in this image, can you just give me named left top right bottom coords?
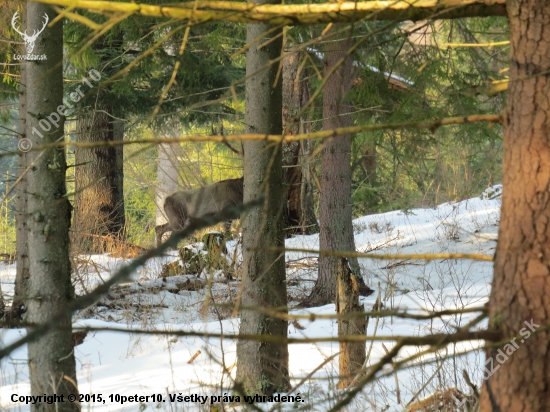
left=282, top=51, right=319, bottom=236
left=11, top=35, right=28, bottom=322
left=74, top=106, right=125, bottom=253
left=156, top=142, right=181, bottom=244
left=282, top=140, right=302, bottom=235
left=362, top=143, right=377, bottom=186
left=480, top=2, right=550, bottom=411
left=302, top=29, right=363, bottom=307
left=298, top=69, right=319, bottom=235
left=236, top=0, right=289, bottom=394
left=282, top=51, right=303, bottom=236
left=24, top=4, right=79, bottom=409
left=336, top=257, right=366, bottom=389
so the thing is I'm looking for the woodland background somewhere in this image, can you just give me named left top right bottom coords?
left=2, top=1, right=545, bottom=411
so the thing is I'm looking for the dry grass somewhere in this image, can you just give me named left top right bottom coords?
left=406, top=388, right=476, bottom=412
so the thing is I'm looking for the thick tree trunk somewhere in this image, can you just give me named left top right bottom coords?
left=302, top=30, right=363, bottom=307
left=336, top=257, right=366, bottom=389
left=282, top=52, right=303, bottom=236
left=480, top=2, right=550, bottom=411
left=282, top=51, right=319, bottom=236
left=300, top=138, right=319, bottom=234
left=74, top=107, right=125, bottom=253
left=155, top=142, right=181, bottom=244
left=12, top=38, right=28, bottom=322
left=24, top=4, right=79, bottom=409
left=298, top=71, right=319, bottom=236
left=236, top=0, right=289, bottom=394
left=282, top=140, right=302, bottom=235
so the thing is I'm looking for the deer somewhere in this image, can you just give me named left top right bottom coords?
left=156, top=177, right=244, bottom=244
left=12, top=11, right=49, bottom=54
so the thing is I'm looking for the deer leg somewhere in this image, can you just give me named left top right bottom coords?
left=156, top=223, right=170, bottom=246
left=223, top=220, right=232, bottom=233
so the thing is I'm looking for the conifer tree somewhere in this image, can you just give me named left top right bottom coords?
left=236, top=0, right=289, bottom=394
left=24, top=3, right=79, bottom=406
left=480, top=2, right=550, bottom=410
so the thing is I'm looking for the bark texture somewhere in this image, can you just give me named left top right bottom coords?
left=302, top=30, right=363, bottom=307
left=300, top=139, right=318, bottom=234
left=236, top=1, right=289, bottom=394
left=480, top=2, right=550, bottom=411
left=24, top=4, right=79, bottom=410
left=282, top=51, right=319, bottom=236
left=12, top=37, right=28, bottom=322
left=336, top=258, right=366, bottom=389
left=74, top=107, right=125, bottom=252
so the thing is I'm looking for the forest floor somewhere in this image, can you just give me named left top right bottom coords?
left=0, top=185, right=502, bottom=411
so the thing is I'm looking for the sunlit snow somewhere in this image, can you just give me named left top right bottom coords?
left=1, top=187, right=502, bottom=411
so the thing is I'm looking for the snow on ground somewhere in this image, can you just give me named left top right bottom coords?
left=0, top=188, right=502, bottom=411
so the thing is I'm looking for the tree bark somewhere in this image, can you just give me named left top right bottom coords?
left=236, top=0, right=289, bottom=394
left=480, top=2, right=550, bottom=411
left=282, top=51, right=319, bottom=236
left=24, top=4, right=79, bottom=409
left=74, top=106, right=125, bottom=253
left=302, top=29, right=363, bottom=307
left=282, top=51, right=302, bottom=236
left=11, top=32, right=28, bottom=322
left=298, top=68, right=320, bottom=236
left=155, top=142, right=181, bottom=244
left=300, top=138, right=319, bottom=234
left=336, top=257, right=366, bottom=389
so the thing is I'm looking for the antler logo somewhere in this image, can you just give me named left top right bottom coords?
left=11, top=11, right=49, bottom=54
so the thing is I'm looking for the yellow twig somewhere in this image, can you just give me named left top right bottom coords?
left=35, top=0, right=507, bottom=25
left=256, top=247, right=494, bottom=262
left=9, top=114, right=501, bottom=155
left=440, top=40, right=509, bottom=48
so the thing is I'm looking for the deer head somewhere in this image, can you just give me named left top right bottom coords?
left=12, top=11, right=49, bottom=54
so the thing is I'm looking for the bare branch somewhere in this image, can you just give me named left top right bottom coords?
left=34, top=0, right=506, bottom=25
left=257, top=247, right=495, bottom=261
left=0, top=323, right=502, bottom=345
left=1, top=114, right=501, bottom=158
left=227, top=304, right=488, bottom=322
